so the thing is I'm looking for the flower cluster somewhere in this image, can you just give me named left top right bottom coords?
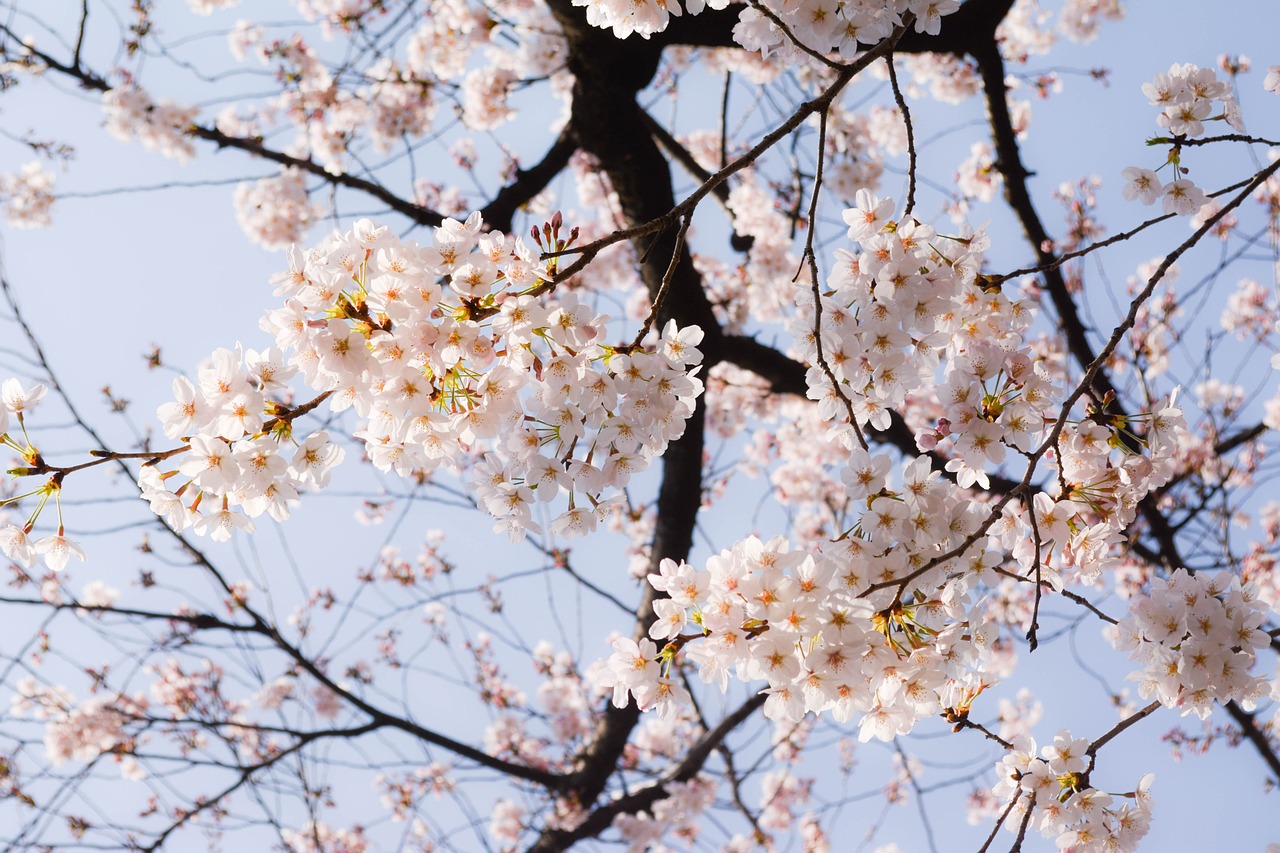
left=954, top=141, right=1002, bottom=205
left=621, top=534, right=1003, bottom=742
left=280, top=822, right=369, bottom=853
left=0, top=161, right=55, bottom=229
left=490, top=800, right=526, bottom=847
left=1267, top=65, right=1280, bottom=95
left=1220, top=277, right=1278, bottom=343
left=533, top=641, right=593, bottom=744
left=1109, top=568, right=1272, bottom=718
left=992, top=731, right=1154, bottom=852
left=374, top=763, right=456, bottom=822
left=222, top=6, right=566, bottom=187
left=0, top=381, right=94, bottom=572
left=613, top=775, right=717, bottom=851
left=188, top=0, right=241, bottom=13
left=799, top=189, right=1052, bottom=488
left=597, top=636, right=690, bottom=718
left=1057, top=0, right=1124, bottom=45
left=1121, top=63, right=1248, bottom=216
left=736, top=0, right=959, bottom=60
left=119, top=213, right=702, bottom=548
left=599, top=193, right=1193, bottom=749
left=232, top=168, right=324, bottom=250
left=569, top=0, right=960, bottom=53
left=102, top=84, right=198, bottom=163
left=139, top=345, right=342, bottom=542
left=10, top=677, right=147, bottom=779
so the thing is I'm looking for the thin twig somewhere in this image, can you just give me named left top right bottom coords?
left=630, top=213, right=693, bottom=350
left=746, top=0, right=843, bottom=70
left=1007, top=790, right=1035, bottom=853
left=1157, top=133, right=1280, bottom=147
left=719, top=70, right=732, bottom=170
left=885, top=53, right=917, bottom=216
left=953, top=717, right=1014, bottom=751
left=986, top=173, right=1257, bottom=286
left=993, top=566, right=1118, bottom=625
left=1086, top=700, right=1161, bottom=768
left=977, top=791, right=1022, bottom=853
left=893, top=739, right=938, bottom=853
left=72, top=0, right=89, bottom=69
left=801, top=107, right=868, bottom=449
left=1023, top=498, right=1044, bottom=652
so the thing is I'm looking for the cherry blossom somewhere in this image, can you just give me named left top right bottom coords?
left=0, top=2, right=1277, bottom=850
left=0, top=161, right=55, bottom=229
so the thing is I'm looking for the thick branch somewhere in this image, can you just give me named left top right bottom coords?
left=524, top=7, right=740, bottom=845
left=530, top=695, right=767, bottom=849
left=1224, top=700, right=1280, bottom=784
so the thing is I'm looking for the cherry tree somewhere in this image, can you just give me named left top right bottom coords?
left=0, top=0, right=1278, bottom=850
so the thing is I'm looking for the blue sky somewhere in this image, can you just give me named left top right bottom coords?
left=1, top=0, right=1279, bottom=849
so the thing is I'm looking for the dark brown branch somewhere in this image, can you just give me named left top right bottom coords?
left=885, top=53, right=917, bottom=215
left=536, top=17, right=914, bottom=288
left=188, top=125, right=445, bottom=226
left=1213, top=422, right=1269, bottom=457
left=1086, top=700, right=1161, bottom=765
left=0, top=596, right=262, bottom=634
left=524, top=6, right=761, bottom=842
left=1160, top=133, right=1280, bottom=147
left=72, top=0, right=89, bottom=69
left=977, top=791, right=1023, bottom=853
left=528, top=694, right=767, bottom=850
left=1009, top=790, right=1036, bottom=852
left=481, top=124, right=579, bottom=233
left=1224, top=700, right=1280, bottom=784
left=3, top=30, right=448, bottom=228
left=952, top=716, right=1014, bottom=751
left=641, top=110, right=754, bottom=251
left=1023, top=490, right=1044, bottom=651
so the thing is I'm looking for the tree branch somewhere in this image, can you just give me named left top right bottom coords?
left=2, top=30, right=448, bottom=228
left=481, top=124, right=579, bottom=234
left=528, top=694, right=767, bottom=849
